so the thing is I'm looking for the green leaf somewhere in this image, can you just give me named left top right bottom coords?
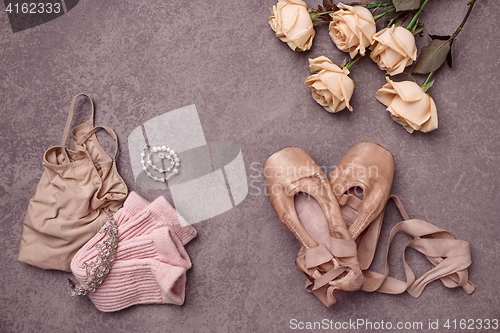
left=413, top=39, right=451, bottom=74
left=421, top=79, right=434, bottom=92
left=447, top=38, right=455, bottom=68
left=393, top=0, right=421, bottom=11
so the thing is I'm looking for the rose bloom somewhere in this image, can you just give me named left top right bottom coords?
left=305, top=56, right=355, bottom=113
left=375, top=77, right=438, bottom=133
left=329, top=3, right=376, bottom=58
left=269, top=0, right=315, bottom=51
left=370, top=25, right=417, bottom=75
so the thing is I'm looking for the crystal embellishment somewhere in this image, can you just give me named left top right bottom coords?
left=68, top=210, right=118, bottom=296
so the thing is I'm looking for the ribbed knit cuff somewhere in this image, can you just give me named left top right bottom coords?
left=83, top=259, right=188, bottom=312
left=146, top=196, right=197, bottom=245
left=122, top=191, right=150, bottom=215
left=114, top=227, right=191, bottom=269
left=113, top=192, right=151, bottom=239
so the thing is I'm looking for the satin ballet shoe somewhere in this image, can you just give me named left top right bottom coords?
left=329, top=141, right=394, bottom=271
left=264, top=147, right=363, bottom=307
left=330, top=142, right=475, bottom=297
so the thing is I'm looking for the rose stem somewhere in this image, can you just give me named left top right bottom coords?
left=422, top=72, right=434, bottom=86
left=387, top=12, right=404, bottom=27
left=374, top=6, right=395, bottom=21
left=345, top=54, right=362, bottom=70
left=405, top=0, right=430, bottom=31
left=310, top=11, right=337, bottom=21
left=451, top=0, right=477, bottom=39
left=310, top=1, right=393, bottom=21
left=411, top=19, right=425, bottom=35
left=346, top=2, right=393, bottom=9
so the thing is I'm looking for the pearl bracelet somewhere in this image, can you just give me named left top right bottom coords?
left=140, top=144, right=181, bottom=182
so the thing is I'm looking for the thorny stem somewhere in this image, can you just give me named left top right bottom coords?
left=405, top=0, right=430, bottom=31
left=451, top=0, right=477, bottom=39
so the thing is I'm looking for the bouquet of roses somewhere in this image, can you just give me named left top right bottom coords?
left=269, top=0, right=477, bottom=133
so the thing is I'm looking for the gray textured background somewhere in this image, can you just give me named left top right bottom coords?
left=1, top=0, right=499, bottom=332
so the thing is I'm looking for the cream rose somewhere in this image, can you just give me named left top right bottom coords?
left=305, top=56, right=355, bottom=113
left=370, top=25, right=417, bottom=76
left=269, top=0, right=315, bottom=52
left=375, top=77, right=438, bottom=133
left=329, top=3, right=376, bottom=58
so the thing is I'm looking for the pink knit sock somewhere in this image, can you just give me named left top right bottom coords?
left=112, top=191, right=149, bottom=227
left=70, top=193, right=197, bottom=312
left=117, top=195, right=197, bottom=245
left=72, top=195, right=196, bottom=266
left=114, top=227, right=192, bottom=269
left=114, top=193, right=157, bottom=242
left=139, top=196, right=197, bottom=245
left=74, top=258, right=189, bottom=312
left=70, top=227, right=192, bottom=312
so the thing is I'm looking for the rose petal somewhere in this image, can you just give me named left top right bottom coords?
left=390, top=26, right=417, bottom=61
left=374, top=27, right=410, bottom=58
left=390, top=94, right=431, bottom=127
left=319, top=71, right=343, bottom=100
left=310, top=79, right=327, bottom=91
left=339, top=75, right=354, bottom=111
left=309, top=56, right=333, bottom=74
left=379, top=47, right=403, bottom=69
left=419, top=96, right=438, bottom=133
left=388, top=106, right=415, bottom=133
left=375, top=83, right=397, bottom=106
left=389, top=79, right=424, bottom=102
left=319, top=62, right=345, bottom=74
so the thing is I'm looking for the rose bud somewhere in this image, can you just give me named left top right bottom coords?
left=370, top=25, right=417, bottom=76
left=305, top=56, right=355, bottom=113
left=269, top=0, right=315, bottom=52
left=375, top=77, right=438, bottom=133
left=329, top=3, right=376, bottom=58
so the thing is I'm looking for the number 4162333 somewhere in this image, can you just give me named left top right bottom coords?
left=444, top=319, right=499, bottom=330
left=5, top=2, right=61, bottom=14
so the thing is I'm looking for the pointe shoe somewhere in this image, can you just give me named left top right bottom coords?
left=264, top=147, right=363, bottom=307
left=329, top=142, right=394, bottom=271
left=329, top=142, right=476, bottom=297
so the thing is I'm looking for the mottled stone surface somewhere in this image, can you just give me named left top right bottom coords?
left=1, top=0, right=499, bottom=332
